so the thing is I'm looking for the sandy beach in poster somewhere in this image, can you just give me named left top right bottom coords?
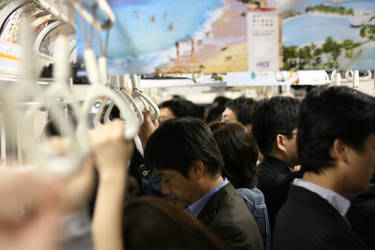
left=156, top=0, right=248, bottom=74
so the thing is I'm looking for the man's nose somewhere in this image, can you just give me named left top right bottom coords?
left=161, top=182, right=171, bottom=196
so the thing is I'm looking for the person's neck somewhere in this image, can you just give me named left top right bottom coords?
left=268, top=152, right=293, bottom=167
left=302, top=170, right=348, bottom=196
left=198, top=175, right=224, bottom=197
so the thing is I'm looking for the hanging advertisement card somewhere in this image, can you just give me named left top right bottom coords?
left=247, top=8, right=279, bottom=72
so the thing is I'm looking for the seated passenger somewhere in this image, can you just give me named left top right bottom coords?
left=273, top=86, right=374, bottom=250
left=144, top=118, right=264, bottom=250
left=211, top=122, right=271, bottom=250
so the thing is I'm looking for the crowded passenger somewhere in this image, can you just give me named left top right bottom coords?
left=144, top=118, right=264, bottom=250
left=206, top=96, right=231, bottom=124
left=210, top=122, right=271, bottom=250
left=123, top=196, right=228, bottom=250
left=273, top=86, right=375, bottom=250
left=251, top=96, right=302, bottom=230
left=347, top=174, right=375, bottom=250
left=158, top=98, right=200, bottom=123
left=221, top=97, right=256, bottom=131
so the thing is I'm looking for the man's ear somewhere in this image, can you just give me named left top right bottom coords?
left=275, top=134, right=287, bottom=153
left=189, top=161, right=205, bottom=179
left=245, top=124, right=252, bottom=132
left=330, top=138, right=349, bottom=164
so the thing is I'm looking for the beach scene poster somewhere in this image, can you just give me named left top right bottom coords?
left=281, top=0, right=375, bottom=71
left=75, top=0, right=249, bottom=75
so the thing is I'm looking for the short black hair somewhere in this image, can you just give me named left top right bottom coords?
left=224, top=97, right=256, bottom=125
left=144, top=118, right=223, bottom=178
left=206, top=97, right=232, bottom=124
left=298, top=86, right=375, bottom=174
left=251, top=96, right=300, bottom=155
left=159, top=99, right=196, bottom=118
left=211, top=122, right=258, bottom=188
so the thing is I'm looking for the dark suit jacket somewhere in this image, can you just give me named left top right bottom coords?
left=273, top=185, right=369, bottom=250
left=198, top=183, right=264, bottom=250
left=257, top=156, right=302, bottom=230
left=347, top=184, right=375, bottom=250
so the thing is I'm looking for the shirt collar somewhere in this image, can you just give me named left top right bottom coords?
left=262, top=156, right=293, bottom=173
left=293, top=178, right=351, bottom=216
left=186, top=178, right=229, bottom=217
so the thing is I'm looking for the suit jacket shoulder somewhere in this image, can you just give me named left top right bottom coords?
left=273, top=185, right=368, bottom=250
left=198, top=183, right=264, bottom=250
left=257, top=156, right=300, bottom=229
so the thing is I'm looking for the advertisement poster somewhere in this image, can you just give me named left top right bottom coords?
left=282, top=0, right=375, bottom=71
left=247, top=8, right=279, bottom=72
left=76, top=0, right=250, bottom=75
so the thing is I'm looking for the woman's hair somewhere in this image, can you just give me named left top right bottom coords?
left=210, top=122, right=258, bottom=188
left=123, top=197, right=228, bottom=250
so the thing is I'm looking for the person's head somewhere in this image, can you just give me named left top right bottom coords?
left=144, top=118, right=223, bottom=208
left=123, top=196, right=228, bottom=250
left=210, top=122, right=258, bottom=188
left=298, top=86, right=375, bottom=193
left=158, top=99, right=196, bottom=122
left=221, top=97, right=256, bottom=129
left=251, top=96, right=300, bottom=166
left=206, top=96, right=232, bottom=124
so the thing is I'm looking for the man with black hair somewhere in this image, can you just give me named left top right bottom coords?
left=221, top=97, right=256, bottom=130
left=144, top=118, right=264, bottom=250
left=251, top=96, right=301, bottom=229
left=158, top=99, right=197, bottom=122
left=273, top=86, right=375, bottom=250
left=347, top=174, right=375, bottom=250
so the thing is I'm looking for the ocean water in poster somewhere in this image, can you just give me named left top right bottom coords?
left=76, top=0, right=249, bottom=75
left=281, top=0, right=375, bottom=70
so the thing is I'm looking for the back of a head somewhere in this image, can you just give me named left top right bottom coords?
left=206, top=97, right=232, bottom=124
left=144, top=117, right=223, bottom=177
left=298, top=86, right=375, bottom=174
left=225, top=97, right=256, bottom=125
left=159, top=99, right=197, bottom=118
left=211, top=122, right=258, bottom=188
left=123, top=197, right=228, bottom=250
left=252, top=96, right=300, bottom=156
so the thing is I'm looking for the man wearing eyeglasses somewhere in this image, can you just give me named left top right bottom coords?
left=251, top=96, right=302, bottom=231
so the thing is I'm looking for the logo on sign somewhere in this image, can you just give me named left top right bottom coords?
left=257, top=61, right=270, bottom=68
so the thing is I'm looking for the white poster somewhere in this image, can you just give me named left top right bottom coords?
left=247, top=8, right=279, bottom=72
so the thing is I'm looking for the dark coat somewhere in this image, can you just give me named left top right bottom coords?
left=198, top=183, right=264, bottom=250
left=347, top=184, right=375, bottom=250
left=273, top=185, right=369, bottom=250
left=257, top=156, right=302, bottom=230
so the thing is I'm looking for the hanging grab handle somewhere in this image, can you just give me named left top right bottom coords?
left=69, top=0, right=116, bottom=30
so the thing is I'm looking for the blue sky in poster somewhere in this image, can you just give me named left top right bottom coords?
left=76, top=0, right=225, bottom=73
left=76, top=0, right=223, bottom=57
